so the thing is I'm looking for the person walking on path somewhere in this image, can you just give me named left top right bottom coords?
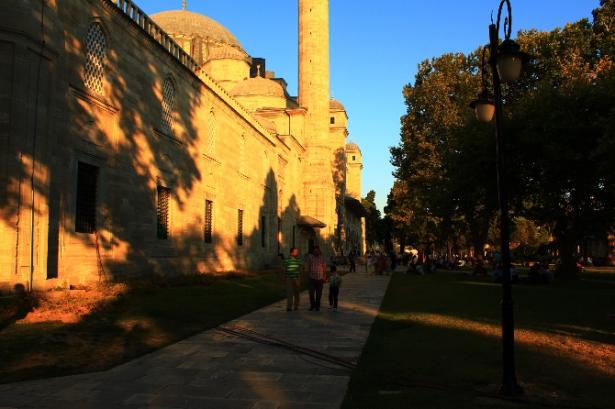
left=348, top=249, right=357, bottom=273
left=328, top=265, right=342, bottom=310
left=307, top=245, right=327, bottom=311
left=283, top=247, right=304, bottom=311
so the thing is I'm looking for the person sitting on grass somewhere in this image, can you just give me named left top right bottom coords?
left=492, top=262, right=519, bottom=283
left=472, top=257, right=487, bottom=276
left=529, top=261, right=553, bottom=284
left=328, top=265, right=342, bottom=310
left=283, top=247, right=304, bottom=312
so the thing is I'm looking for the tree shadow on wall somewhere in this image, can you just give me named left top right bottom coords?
left=0, top=1, right=305, bottom=286
left=1, top=0, right=204, bottom=284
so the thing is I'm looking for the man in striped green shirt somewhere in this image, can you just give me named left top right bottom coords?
left=283, top=247, right=304, bottom=311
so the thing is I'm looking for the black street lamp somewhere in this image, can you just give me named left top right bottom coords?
left=470, top=0, right=529, bottom=396
left=470, top=47, right=495, bottom=123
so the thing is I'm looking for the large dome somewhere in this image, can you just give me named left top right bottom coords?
left=151, top=10, right=243, bottom=51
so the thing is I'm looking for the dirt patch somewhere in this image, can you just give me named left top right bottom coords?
left=18, top=284, right=127, bottom=324
left=14, top=272, right=268, bottom=324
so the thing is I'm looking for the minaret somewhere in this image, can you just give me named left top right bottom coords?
left=298, top=0, right=336, bottom=247
left=346, top=143, right=363, bottom=200
left=298, top=0, right=329, bottom=115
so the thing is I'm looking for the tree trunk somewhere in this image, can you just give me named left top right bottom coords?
left=471, top=231, right=487, bottom=259
left=608, top=231, right=615, bottom=267
left=467, top=215, right=489, bottom=259
left=557, top=234, right=578, bottom=278
left=399, top=234, right=406, bottom=254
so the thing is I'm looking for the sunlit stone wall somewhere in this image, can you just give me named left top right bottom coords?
left=0, top=0, right=310, bottom=290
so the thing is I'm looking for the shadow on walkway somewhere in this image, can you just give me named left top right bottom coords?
left=0, top=272, right=391, bottom=409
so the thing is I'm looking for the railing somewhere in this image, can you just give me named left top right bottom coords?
left=107, top=0, right=199, bottom=72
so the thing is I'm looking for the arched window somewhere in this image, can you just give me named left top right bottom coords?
left=160, top=77, right=175, bottom=134
left=84, top=23, right=107, bottom=94
left=207, top=109, right=216, bottom=156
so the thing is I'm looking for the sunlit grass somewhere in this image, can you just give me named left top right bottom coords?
left=0, top=272, right=286, bottom=384
left=343, top=271, right=615, bottom=409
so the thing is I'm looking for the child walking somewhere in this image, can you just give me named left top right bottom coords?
left=328, top=265, right=342, bottom=310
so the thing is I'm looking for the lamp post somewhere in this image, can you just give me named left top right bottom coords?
left=470, top=0, right=529, bottom=396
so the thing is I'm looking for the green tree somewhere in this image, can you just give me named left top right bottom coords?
left=503, top=6, right=615, bottom=274
left=361, top=190, right=384, bottom=248
left=389, top=51, right=496, bottom=255
left=388, top=1, right=615, bottom=272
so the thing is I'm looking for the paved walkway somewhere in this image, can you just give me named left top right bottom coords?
left=0, top=272, right=390, bottom=409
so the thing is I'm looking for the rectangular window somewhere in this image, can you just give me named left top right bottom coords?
left=204, top=200, right=213, bottom=243
left=330, top=116, right=335, bottom=124
left=261, top=215, right=266, bottom=248
left=237, top=209, right=244, bottom=246
left=292, top=225, right=296, bottom=248
left=157, top=185, right=170, bottom=240
left=75, top=162, right=99, bottom=233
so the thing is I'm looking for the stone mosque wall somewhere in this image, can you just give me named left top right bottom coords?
left=0, top=0, right=309, bottom=290
left=0, top=0, right=366, bottom=292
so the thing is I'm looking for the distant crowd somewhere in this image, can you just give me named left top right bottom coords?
left=279, top=244, right=584, bottom=312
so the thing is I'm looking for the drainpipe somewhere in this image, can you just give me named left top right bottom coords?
left=29, top=0, right=46, bottom=291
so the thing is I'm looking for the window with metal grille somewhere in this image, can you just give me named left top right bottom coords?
left=261, top=215, right=266, bottom=248
left=157, top=185, right=170, bottom=240
left=84, top=23, right=106, bottom=95
left=204, top=200, right=213, bottom=243
left=160, top=78, right=175, bottom=134
left=75, top=162, right=98, bottom=233
left=237, top=209, right=244, bottom=246
left=207, top=110, right=216, bottom=156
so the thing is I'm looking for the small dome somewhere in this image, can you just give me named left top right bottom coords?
left=330, top=99, right=346, bottom=111
left=346, top=142, right=360, bottom=152
left=230, top=76, right=286, bottom=99
left=151, top=10, right=243, bottom=50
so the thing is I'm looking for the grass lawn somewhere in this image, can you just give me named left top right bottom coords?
left=0, top=272, right=286, bottom=384
left=583, top=267, right=615, bottom=283
left=343, top=270, right=615, bottom=409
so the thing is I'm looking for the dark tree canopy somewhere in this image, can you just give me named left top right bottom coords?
left=388, top=1, right=615, bottom=273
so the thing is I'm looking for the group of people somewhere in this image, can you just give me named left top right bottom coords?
left=282, top=246, right=342, bottom=312
left=473, top=254, right=558, bottom=284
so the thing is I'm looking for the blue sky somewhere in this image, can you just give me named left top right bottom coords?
left=140, top=0, right=600, bottom=211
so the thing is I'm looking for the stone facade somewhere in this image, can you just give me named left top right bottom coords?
left=0, top=0, right=365, bottom=291
left=344, top=143, right=366, bottom=255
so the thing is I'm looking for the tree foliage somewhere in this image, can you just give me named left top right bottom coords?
left=388, top=1, right=615, bottom=272
left=361, top=190, right=385, bottom=248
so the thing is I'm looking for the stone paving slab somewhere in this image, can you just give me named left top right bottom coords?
left=0, top=272, right=390, bottom=409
